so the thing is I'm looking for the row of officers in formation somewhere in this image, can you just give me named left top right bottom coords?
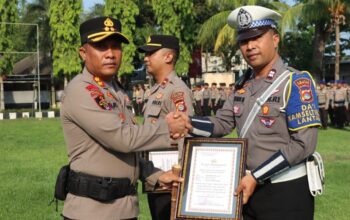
left=316, top=80, right=350, bottom=129
left=132, top=82, right=235, bottom=116
left=132, top=79, right=350, bottom=129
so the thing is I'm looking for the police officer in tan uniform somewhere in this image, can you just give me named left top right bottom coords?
left=333, top=80, right=348, bottom=128
left=210, top=83, right=219, bottom=114
left=138, top=35, right=194, bottom=220
left=173, top=6, right=321, bottom=220
left=202, top=83, right=211, bottom=116
left=317, top=80, right=329, bottom=128
left=60, top=17, right=186, bottom=220
left=193, top=84, right=203, bottom=116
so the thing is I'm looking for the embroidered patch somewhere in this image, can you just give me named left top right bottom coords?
left=106, top=91, right=114, bottom=98
left=267, top=69, right=276, bottom=80
left=156, top=93, right=163, bottom=99
left=262, top=104, right=269, bottom=115
left=260, top=117, right=276, bottom=128
left=266, top=96, right=281, bottom=103
left=294, top=78, right=313, bottom=103
left=86, top=84, right=112, bottom=110
left=237, top=89, right=245, bottom=94
left=176, top=102, right=187, bottom=112
left=233, top=105, right=240, bottom=114
left=286, top=72, right=321, bottom=130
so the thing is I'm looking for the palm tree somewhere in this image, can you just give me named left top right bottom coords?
left=329, top=0, right=347, bottom=80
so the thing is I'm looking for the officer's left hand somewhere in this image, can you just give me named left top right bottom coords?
left=158, top=170, right=184, bottom=190
left=235, top=174, right=257, bottom=204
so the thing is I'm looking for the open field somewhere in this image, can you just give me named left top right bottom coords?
left=0, top=118, right=349, bottom=219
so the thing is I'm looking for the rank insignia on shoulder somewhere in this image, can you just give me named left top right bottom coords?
left=260, top=117, right=276, bottom=128
left=161, top=78, right=169, bottom=88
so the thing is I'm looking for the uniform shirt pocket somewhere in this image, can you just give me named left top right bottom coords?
left=257, top=105, right=280, bottom=135
left=147, top=104, right=162, bottom=118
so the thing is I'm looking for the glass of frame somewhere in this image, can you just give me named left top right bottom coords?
left=175, top=137, right=247, bottom=220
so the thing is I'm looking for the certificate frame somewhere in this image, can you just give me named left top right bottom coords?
left=175, top=138, right=247, bottom=220
left=143, top=148, right=179, bottom=193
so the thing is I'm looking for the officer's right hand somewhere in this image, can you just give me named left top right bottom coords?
left=166, top=112, right=190, bottom=139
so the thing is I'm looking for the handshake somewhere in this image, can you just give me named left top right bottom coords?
left=165, top=112, right=193, bottom=139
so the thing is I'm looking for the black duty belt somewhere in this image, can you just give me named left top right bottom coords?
left=334, top=100, right=345, bottom=104
left=68, top=170, right=136, bottom=202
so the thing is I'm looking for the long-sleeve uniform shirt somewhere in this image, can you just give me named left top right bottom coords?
left=190, top=58, right=321, bottom=183
left=61, top=68, right=175, bottom=220
left=143, top=71, right=194, bottom=161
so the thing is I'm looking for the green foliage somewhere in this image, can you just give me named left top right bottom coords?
left=0, top=0, right=18, bottom=76
left=105, top=0, right=139, bottom=76
left=49, top=0, right=82, bottom=77
left=152, top=0, right=195, bottom=75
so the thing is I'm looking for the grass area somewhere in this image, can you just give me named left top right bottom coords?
left=0, top=119, right=349, bottom=219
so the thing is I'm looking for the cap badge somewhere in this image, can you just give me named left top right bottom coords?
left=104, top=18, right=115, bottom=32
left=237, top=8, right=252, bottom=29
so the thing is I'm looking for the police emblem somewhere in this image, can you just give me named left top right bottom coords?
left=237, top=88, right=245, bottom=94
left=262, top=104, right=269, bottom=115
left=156, top=93, right=163, bottom=99
left=104, top=18, right=115, bottom=32
left=237, top=8, right=252, bottom=29
left=294, top=77, right=313, bottom=103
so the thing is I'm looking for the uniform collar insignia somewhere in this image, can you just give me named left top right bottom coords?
left=267, top=69, right=276, bottom=80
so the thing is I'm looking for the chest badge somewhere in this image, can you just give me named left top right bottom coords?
left=260, top=117, right=276, bottom=128
left=262, top=104, right=269, bottom=115
left=237, top=89, right=245, bottom=94
left=119, top=113, right=126, bottom=122
left=156, top=93, right=164, bottom=99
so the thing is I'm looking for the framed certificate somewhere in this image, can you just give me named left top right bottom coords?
left=175, top=138, right=247, bottom=220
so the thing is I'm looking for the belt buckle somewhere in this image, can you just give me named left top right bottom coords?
left=101, top=177, right=112, bottom=187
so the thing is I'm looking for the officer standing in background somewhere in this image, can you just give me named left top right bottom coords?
left=210, top=83, right=219, bottom=114
left=202, top=83, right=211, bottom=116
left=138, top=35, right=194, bottom=220
left=327, top=80, right=336, bottom=125
left=218, top=83, right=227, bottom=109
left=333, top=80, right=348, bottom=128
left=317, top=80, right=329, bottom=129
left=193, top=84, right=203, bottom=116
left=60, top=17, right=186, bottom=220
left=172, top=6, right=320, bottom=220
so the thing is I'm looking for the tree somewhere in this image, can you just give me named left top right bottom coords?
left=152, top=0, right=196, bottom=75
left=0, top=0, right=18, bottom=110
left=329, top=0, right=347, bottom=80
left=105, top=0, right=139, bottom=76
left=49, top=0, right=82, bottom=86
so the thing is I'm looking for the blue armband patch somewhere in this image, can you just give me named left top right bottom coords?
left=286, top=71, right=321, bottom=131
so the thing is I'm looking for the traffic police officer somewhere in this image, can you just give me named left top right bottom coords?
left=138, top=35, right=194, bottom=220
left=60, top=17, right=185, bottom=220
left=174, top=6, right=321, bottom=220
left=317, top=80, right=329, bottom=128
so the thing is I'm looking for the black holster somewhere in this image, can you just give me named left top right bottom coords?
left=67, top=170, right=137, bottom=202
left=54, top=164, right=70, bottom=201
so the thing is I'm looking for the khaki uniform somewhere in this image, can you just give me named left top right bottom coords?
left=193, top=89, right=203, bottom=116
left=201, top=88, right=211, bottom=116
left=61, top=68, right=174, bottom=220
left=317, top=87, right=329, bottom=128
left=218, top=88, right=227, bottom=109
left=327, top=87, right=335, bottom=125
left=333, top=87, right=348, bottom=128
left=143, top=71, right=194, bottom=159
left=210, top=88, right=219, bottom=114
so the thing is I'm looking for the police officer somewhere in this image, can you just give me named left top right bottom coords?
left=193, top=84, right=203, bottom=116
left=138, top=34, right=194, bottom=220
left=60, top=17, right=186, bottom=220
left=218, top=83, right=227, bottom=109
left=327, top=80, right=336, bottom=125
left=209, top=83, right=219, bottom=114
left=333, top=80, right=348, bottom=128
left=202, top=83, right=211, bottom=116
left=317, top=80, right=329, bottom=129
left=173, top=6, right=321, bottom=220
